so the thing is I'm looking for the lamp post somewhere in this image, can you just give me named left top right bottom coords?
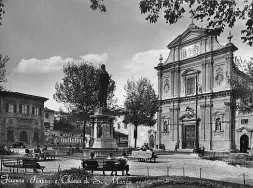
left=194, top=70, right=201, bottom=152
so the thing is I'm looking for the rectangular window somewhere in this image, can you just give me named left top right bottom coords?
left=39, top=108, right=42, bottom=116
left=124, top=124, right=127, bottom=129
left=22, top=105, right=27, bottom=114
left=187, top=77, right=195, bottom=94
left=45, top=113, right=49, bottom=118
left=118, top=123, right=120, bottom=129
left=8, top=104, right=14, bottom=113
left=26, top=105, right=29, bottom=114
left=241, top=119, right=248, bottom=124
left=14, top=104, right=17, bottom=113
left=19, top=104, right=22, bottom=113
left=5, top=104, right=9, bottom=112
left=32, top=107, right=35, bottom=115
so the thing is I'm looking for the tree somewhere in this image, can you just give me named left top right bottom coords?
left=0, top=55, right=9, bottom=91
left=53, top=61, right=116, bottom=148
left=90, top=0, right=253, bottom=47
left=54, top=115, right=74, bottom=131
left=231, top=57, right=253, bottom=113
left=0, top=0, right=5, bottom=25
left=123, top=77, right=158, bottom=148
left=0, top=1, right=9, bottom=91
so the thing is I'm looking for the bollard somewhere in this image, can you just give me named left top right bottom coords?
left=167, top=166, right=169, bottom=176
left=58, top=165, right=60, bottom=172
left=146, top=166, right=149, bottom=177
left=200, top=168, right=202, bottom=183
left=243, top=173, right=245, bottom=185
left=183, top=167, right=185, bottom=177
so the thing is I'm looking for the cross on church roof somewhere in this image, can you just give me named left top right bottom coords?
left=189, top=12, right=196, bottom=29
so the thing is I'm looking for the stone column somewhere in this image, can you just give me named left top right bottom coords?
left=201, top=60, right=206, bottom=92
left=206, top=103, right=213, bottom=150
left=210, top=59, right=214, bottom=91
left=157, top=69, right=163, bottom=148
left=171, top=70, right=175, bottom=97
left=200, top=104, right=206, bottom=141
left=157, top=107, right=162, bottom=148
left=169, top=108, right=174, bottom=141
left=206, top=60, right=211, bottom=92
left=175, top=106, right=180, bottom=143
left=174, top=68, right=178, bottom=97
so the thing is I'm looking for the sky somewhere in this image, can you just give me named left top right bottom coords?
left=1, top=0, right=252, bottom=111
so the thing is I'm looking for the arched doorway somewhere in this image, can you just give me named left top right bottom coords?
left=240, top=135, right=249, bottom=153
left=20, top=131, right=28, bottom=143
left=149, top=135, right=154, bottom=148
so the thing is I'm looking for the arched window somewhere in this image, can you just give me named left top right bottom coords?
left=215, top=118, right=221, bottom=131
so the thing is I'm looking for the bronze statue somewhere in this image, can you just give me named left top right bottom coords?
left=98, top=64, right=109, bottom=108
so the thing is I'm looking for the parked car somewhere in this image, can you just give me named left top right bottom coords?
left=11, top=141, right=26, bottom=148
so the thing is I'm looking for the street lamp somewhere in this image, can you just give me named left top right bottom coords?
left=194, top=70, right=201, bottom=152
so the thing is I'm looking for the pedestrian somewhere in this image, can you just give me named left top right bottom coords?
left=116, top=151, right=130, bottom=176
left=23, top=149, right=42, bottom=173
left=106, top=153, right=115, bottom=176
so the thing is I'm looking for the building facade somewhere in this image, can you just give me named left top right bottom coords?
left=113, top=109, right=157, bottom=148
left=156, top=23, right=239, bottom=151
left=0, top=91, right=48, bottom=146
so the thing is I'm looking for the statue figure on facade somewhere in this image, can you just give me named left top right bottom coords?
left=98, top=64, right=110, bottom=108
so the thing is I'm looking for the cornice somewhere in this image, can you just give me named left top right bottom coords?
left=154, top=45, right=236, bottom=71
left=160, top=90, right=232, bottom=105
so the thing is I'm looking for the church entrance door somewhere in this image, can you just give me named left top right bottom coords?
left=240, top=135, right=249, bottom=153
left=20, top=131, right=28, bottom=143
left=184, top=125, right=195, bottom=149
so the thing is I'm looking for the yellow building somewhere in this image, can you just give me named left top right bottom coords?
left=155, top=23, right=239, bottom=152
left=0, top=91, right=48, bottom=146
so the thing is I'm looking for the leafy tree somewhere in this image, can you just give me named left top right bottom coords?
left=53, top=61, right=116, bottom=148
left=54, top=116, right=74, bottom=131
left=123, top=77, right=158, bottom=148
left=0, top=55, right=9, bottom=91
left=231, top=57, right=253, bottom=113
left=90, top=0, right=253, bottom=47
left=0, top=1, right=8, bottom=91
left=0, top=0, right=5, bottom=26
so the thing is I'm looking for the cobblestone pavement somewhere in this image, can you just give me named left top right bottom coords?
left=2, top=150, right=253, bottom=186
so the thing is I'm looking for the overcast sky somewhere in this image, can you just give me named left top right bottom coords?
left=1, top=0, right=252, bottom=111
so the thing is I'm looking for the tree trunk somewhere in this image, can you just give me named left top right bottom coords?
left=83, top=120, right=86, bottom=149
left=134, top=124, right=137, bottom=148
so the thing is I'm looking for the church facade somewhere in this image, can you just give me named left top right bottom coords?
left=155, top=23, right=240, bottom=152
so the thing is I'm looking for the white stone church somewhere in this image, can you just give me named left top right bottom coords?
left=155, top=22, right=252, bottom=152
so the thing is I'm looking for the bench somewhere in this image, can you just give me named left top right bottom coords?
left=1, top=157, right=45, bottom=173
left=40, top=150, right=57, bottom=160
left=127, top=151, right=158, bottom=162
left=82, top=159, right=127, bottom=176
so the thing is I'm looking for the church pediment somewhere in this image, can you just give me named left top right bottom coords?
left=167, top=26, right=205, bottom=49
left=236, top=126, right=253, bottom=132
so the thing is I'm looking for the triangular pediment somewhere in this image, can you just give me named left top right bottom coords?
left=236, top=126, right=253, bottom=132
left=167, top=25, right=206, bottom=49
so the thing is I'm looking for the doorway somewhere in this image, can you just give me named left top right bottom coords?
left=7, top=130, right=14, bottom=143
left=240, top=135, right=249, bottom=153
left=20, top=131, right=28, bottom=143
left=184, top=125, right=195, bottom=149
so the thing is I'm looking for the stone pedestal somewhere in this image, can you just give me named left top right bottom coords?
left=90, top=107, right=117, bottom=148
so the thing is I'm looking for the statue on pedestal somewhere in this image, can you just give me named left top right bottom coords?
left=98, top=64, right=110, bottom=108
